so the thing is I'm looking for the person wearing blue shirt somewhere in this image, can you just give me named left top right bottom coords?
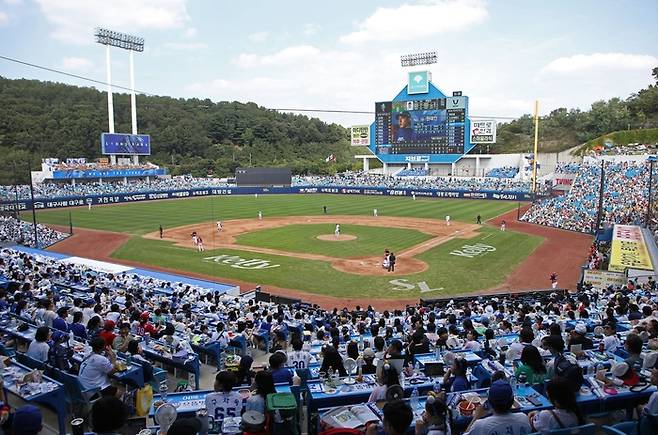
left=269, top=352, right=293, bottom=385
left=69, top=311, right=87, bottom=339
left=52, top=306, right=69, bottom=333
left=443, top=356, right=470, bottom=392
left=395, top=111, right=414, bottom=143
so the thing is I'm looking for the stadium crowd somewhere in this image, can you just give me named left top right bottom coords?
left=485, top=167, right=519, bottom=179
left=0, top=215, right=68, bottom=248
left=521, top=161, right=653, bottom=233
left=0, top=176, right=230, bottom=202
left=0, top=246, right=657, bottom=434
left=294, top=172, right=532, bottom=193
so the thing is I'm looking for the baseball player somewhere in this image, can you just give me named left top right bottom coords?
left=445, top=215, right=451, bottom=226
left=258, top=211, right=263, bottom=220
left=216, top=221, right=223, bottom=232
left=373, top=208, right=378, bottom=217
left=191, top=231, right=198, bottom=246
left=335, top=224, right=340, bottom=238
left=500, top=220, right=506, bottom=231
left=197, top=236, right=205, bottom=252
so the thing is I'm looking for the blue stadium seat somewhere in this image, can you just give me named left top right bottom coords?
left=15, top=352, right=46, bottom=370
left=529, top=423, right=596, bottom=435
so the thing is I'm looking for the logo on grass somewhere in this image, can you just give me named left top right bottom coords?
left=204, top=254, right=280, bottom=270
left=449, top=243, right=496, bottom=258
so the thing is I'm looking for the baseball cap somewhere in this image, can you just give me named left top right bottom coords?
left=612, top=362, right=640, bottom=386
left=488, top=380, right=514, bottom=406
left=12, top=405, right=42, bottom=435
left=85, top=298, right=96, bottom=306
left=140, top=311, right=150, bottom=319
left=363, top=348, right=375, bottom=359
left=574, top=323, right=587, bottom=335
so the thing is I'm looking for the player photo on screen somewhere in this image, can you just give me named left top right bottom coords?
left=391, top=105, right=448, bottom=144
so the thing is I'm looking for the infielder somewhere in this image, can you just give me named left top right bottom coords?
left=191, top=231, right=198, bottom=246
left=216, top=221, right=223, bottom=232
left=335, top=224, right=340, bottom=238
left=445, top=215, right=451, bottom=226
left=197, top=236, right=205, bottom=252
left=258, top=211, right=263, bottom=220
left=500, top=220, right=506, bottom=231
left=373, top=208, right=378, bottom=217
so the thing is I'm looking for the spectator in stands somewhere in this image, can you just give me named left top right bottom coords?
left=515, top=345, right=548, bottom=385
left=99, top=320, right=116, bottom=347
left=369, top=363, right=400, bottom=403
left=287, top=337, right=313, bottom=370
left=506, top=326, right=534, bottom=361
left=624, top=333, right=644, bottom=367
left=464, top=380, right=531, bottom=435
left=12, top=405, right=42, bottom=435
left=268, top=351, right=293, bottom=385
left=443, top=356, right=470, bottom=392
left=245, top=370, right=276, bottom=414
left=91, top=396, right=128, bottom=434
left=319, top=345, right=347, bottom=377
left=415, top=394, right=451, bottom=435
left=568, top=323, right=594, bottom=350
left=52, top=306, right=69, bottom=333
left=529, top=377, right=583, bottom=432
left=205, top=371, right=243, bottom=428
left=26, top=326, right=51, bottom=363
left=69, top=311, right=87, bottom=339
left=112, top=323, right=132, bottom=353
left=366, top=400, right=414, bottom=435
left=86, top=316, right=102, bottom=342
left=78, top=337, right=118, bottom=397
left=361, top=348, right=378, bottom=375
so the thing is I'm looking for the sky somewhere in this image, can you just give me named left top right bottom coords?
left=0, top=0, right=657, bottom=126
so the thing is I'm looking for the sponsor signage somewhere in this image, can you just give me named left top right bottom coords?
left=582, top=269, right=627, bottom=289
left=407, top=71, right=430, bottom=95
left=101, top=133, right=151, bottom=155
left=350, top=125, right=371, bottom=146
left=609, top=224, right=654, bottom=272
left=0, top=186, right=531, bottom=211
left=470, top=120, right=497, bottom=144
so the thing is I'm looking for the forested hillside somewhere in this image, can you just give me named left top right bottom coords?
left=0, top=77, right=353, bottom=180
left=492, top=67, right=658, bottom=154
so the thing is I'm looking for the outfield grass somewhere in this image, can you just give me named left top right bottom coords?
left=234, top=224, right=432, bottom=258
left=34, top=194, right=519, bottom=235
left=111, top=226, right=542, bottom=298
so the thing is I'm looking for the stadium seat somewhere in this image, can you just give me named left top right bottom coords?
left=51, top=368, right=101, bottom=414
left=15, top=352, right=46, bottom=370
left=612, top=412, right=658, bottom=435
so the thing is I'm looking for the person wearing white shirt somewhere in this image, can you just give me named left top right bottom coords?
left=26, top=326, right=51, bottom=362
left=602, top=323, right=621, bottom=352
left=464, top=380, right=531, bottom=435
left=79, top=337, right=117, bottom=395
left=529, top=377, right=583, bottom=432
left=287, top=338, right=315, bottom=370
left=205, top=371, right=243, bottom=429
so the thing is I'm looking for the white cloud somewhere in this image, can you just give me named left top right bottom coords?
left=162, top=41, right=207, bottom=51
left=183, top=27, right=197, bottom=38
left=248, top=31, right=269, bottom=43
left=340, top=0, right=487, bottom=44
left=542, top=53, right=658, bottom=74
left=302, top=23, right=321, bottom=36
left=35, top=0, right=190, bottom=44
left=3, top=0, right=22, bottom=4
left=234, top=45, right=321, bottom=68
left=0, top=11, right=8, bottom=25
left=61, top=56, right=93, bottom=71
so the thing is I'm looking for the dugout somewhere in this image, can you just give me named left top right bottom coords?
left=235, top=167, right=291, bottom=187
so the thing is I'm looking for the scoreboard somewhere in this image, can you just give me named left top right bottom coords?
left=374, top=97, right=466, bottom=155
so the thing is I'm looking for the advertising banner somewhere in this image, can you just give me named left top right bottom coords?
left=350, top=125, right=371, bottom=146
left=469, top=120, right=497, bottom=144
left=609, top=224, right=654, bottom=272
left=0, top=186, right=531, bottom=212
left=582, top=269, right=627, bottom=288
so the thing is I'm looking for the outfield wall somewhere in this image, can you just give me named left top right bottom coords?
left=0, top=185, right=532, bottom=212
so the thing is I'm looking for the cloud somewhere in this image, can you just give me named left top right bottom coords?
left=61, top=56, right=93, bottom=71
left=340, top=0, right=487, bottom=44
left=302, top=23, right=321, bottom=36
left=0, top=11, right=8, bottom=25
left=248, top=31, right=269, bottom=43
left=234, top=45, right=321, bottom=68
left=35, top=0, right=190, bottom=44
left=542, top=53, right=658, bottom=74
left=161, top=41, right=207, bottom=51
left=3, top=0, right=22, bottom=4
left=183, top=27, right=197, bottom=38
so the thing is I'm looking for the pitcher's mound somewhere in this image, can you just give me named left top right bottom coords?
left=317, top=234, right=357, bottom=241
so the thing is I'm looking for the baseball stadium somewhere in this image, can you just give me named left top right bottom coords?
left=1, top=2, right=658, bottom=435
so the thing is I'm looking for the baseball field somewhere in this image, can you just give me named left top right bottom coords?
left=32, top=194, right=572, bottom=304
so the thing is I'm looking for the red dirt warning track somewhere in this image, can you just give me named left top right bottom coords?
left=46, top=208, right=593, bottom=310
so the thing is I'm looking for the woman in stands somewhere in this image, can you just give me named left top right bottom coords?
left=26, top=326, right=51, bottom=362
left=515, top=345, right=548, bottom=385
left=246, top=370, right=276, bottom=414
left=528, top=377, right=583, bottom=432
left=368, top=363, right=400, bottom=403
left=443, top=356, right=470, bottom=392
left=319, top=345, right=347, bottom=377
left=86, top=315, right=102, bottom=342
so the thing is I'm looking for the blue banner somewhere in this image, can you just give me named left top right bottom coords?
left=52, top=168, right=166, bottom=179
left=101, top=133, right=151, bottom=155
left=0, top=186, right=532, bottom=212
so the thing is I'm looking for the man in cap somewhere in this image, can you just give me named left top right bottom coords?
left=464, top=380, right=531, bottom=435
left=568, top=323, right=593, bottom=350
left=12, top=405, right=42, bottom=435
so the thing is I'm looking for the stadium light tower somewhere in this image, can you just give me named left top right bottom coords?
left=400, top=51, right=438, bottom=67
left=95, top=28, right=145, bottom=163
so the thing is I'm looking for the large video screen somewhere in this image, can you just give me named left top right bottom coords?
left=101, top=133, right=151, bottom=155
left=375, top=98, right=465, bottom=154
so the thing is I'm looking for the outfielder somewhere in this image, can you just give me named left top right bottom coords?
left=335, top=224, right=340, bottom=238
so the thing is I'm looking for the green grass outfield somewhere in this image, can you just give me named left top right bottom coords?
left=34, top=194, right=520, bottom=235
left=35, top=195, right=540, bottom=299
left=235, top=224, right=432, bottom=258
left=112, top=225, right=541, bottom=298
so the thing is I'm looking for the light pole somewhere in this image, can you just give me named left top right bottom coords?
left=400, top=51, right=438, bottom=67
left=95, top=28, right=145, bottom=164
